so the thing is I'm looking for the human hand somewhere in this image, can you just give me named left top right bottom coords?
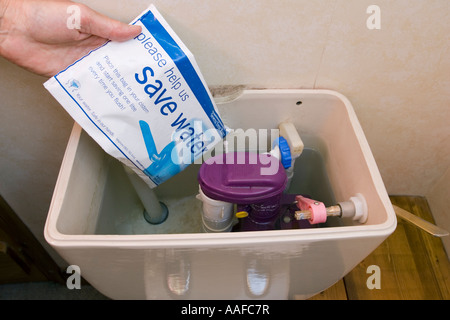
left=0, top=0, right=141, bottom=77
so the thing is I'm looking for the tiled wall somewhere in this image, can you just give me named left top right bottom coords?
left=81, top=0, right=449, bottom=195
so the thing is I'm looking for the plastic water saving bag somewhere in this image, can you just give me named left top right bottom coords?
left=44, top=5, right=227, bottom=188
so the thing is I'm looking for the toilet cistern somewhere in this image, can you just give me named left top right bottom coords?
left=44, top=89, right=398, bottom=300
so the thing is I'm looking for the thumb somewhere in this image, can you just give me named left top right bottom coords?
left=79, top=4, right=142, bottom=41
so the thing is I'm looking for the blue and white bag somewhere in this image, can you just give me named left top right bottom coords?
left=45, top=5, right=227, bottom=187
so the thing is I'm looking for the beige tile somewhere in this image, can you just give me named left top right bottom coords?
left=315, top=0, right=450, bottom=194
left=80, top=0, right=336, bottom=86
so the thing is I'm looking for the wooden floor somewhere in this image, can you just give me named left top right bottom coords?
left=309, top=195, right=450, bottom=300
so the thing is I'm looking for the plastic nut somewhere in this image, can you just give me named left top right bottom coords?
left=295, top=195, right=327, bottom=224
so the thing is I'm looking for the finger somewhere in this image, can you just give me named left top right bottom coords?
left=78, top=4, right=141, bottom=41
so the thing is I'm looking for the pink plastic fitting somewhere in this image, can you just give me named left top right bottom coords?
left=295, top=195, right=327, bottom=224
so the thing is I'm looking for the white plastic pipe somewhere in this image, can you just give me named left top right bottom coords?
left=123, top=165, right=168, bottom=224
